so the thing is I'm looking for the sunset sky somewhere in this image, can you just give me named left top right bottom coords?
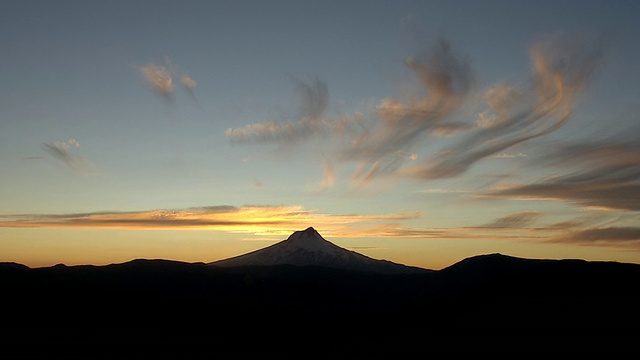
left=1, top=0, right=639, bottom=270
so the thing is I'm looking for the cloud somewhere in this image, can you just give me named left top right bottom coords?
left=478, top=212, right=543, bottom=229
left=340, top=38, right=476, bottom=179
left=401, top=31, right=605, bottom=180
left=222, top=30, right=631, bottom=226
left=253, top=178, right=265, bottom=189
left=492, top=152, right=528, bottom=159
left=3, top=204, right=637, bottom=249
left=419, top=188, right=471, bottom=194
left=137, top=64, right=174, bottom=99
left=180, top=74, right=200, bottom=106
left=181, top=75, right=197, bottom=90
left=226, top=33, right=605, bottom=186
left=228, top=40, right=477, bottom=187
left=0, top=204, right=543, bottom=243
left=137, top=58, right=199, bottom=105
left=294, top=76, right=329, bottom=119
left=549, top=226, right=640, bottom=247
left=306, top=159, right=335, bottom=193
left=331, top=222, right=543, bottom=241
left=226, top=77, right=365, bottom=146
left=404, top=38, right=475, bottom=105
left=481, top=138, right=640, bottom=211
left=41, top=139, right=99, bottom=176
left=222, top=39, right=478, bottom=184
left=0, top=205, right=421, bottom=237
left=226, top=113, right=364, bottom=146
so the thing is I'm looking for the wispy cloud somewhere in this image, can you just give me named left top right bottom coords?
left=294, top=76, right=329, bottom=120
left=180, top=75, right=197, bottom=91
left=305, top=159, right=336, bottom=193
left=3, top=205, right=637, bottom=249
left=226, top=77, right=364, bottom=146
left=223, top=39, right=477, bottom=185
left=402, top=31, right=605, bottom=180
left=419, top=188, right=471, bottom=194
left=225, top=32, right=608, bottom=194
left=477, top=212, right=543, bottom=229
left=341, top=38, right=476, bottom=180
left=325, top=210, right=640, bottom=250
left=180, top=74, right=199, bottom=106
left=492, top=152, right=528, bottom=159
left=253, top=178, right=266, bottom=190
left=0, top=205, right=537, bottom=241
left=137, top=57, right=199, bottom=105
left=137, top=64, right=174, bottom=99
left=40, top=139, right=99, bottom=176
left=549, top=226, right=640, bottom=247
left=481, top=138, right=640, bottom=211
left=226, top=113, right=365, bottom=146
left=0, top=205, right=420, bottom=237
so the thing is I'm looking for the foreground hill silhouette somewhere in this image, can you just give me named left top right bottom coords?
left=1, top=228, right=639, bottom=358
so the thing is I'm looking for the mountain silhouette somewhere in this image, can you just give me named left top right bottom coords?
left=209, top=226, right=429, bottom=274
left=1, top=232, right=639, bottom=358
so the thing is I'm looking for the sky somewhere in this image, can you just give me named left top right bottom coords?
left=1, top=0, right=639, bottom=270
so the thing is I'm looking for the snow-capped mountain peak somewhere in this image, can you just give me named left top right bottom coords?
left=282, top=227, right=340, bottom=252
left=209, top=227, right=429, bottom=274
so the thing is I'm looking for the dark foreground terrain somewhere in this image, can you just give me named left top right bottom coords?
left=1, top=253, right=639, bottom=358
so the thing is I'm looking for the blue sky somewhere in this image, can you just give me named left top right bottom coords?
left=1, top=0, right=639, bottom=269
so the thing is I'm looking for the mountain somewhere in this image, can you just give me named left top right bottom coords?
left=208, top=226, right=430, bottom=274
left=1, top=240, right=639, bottom=358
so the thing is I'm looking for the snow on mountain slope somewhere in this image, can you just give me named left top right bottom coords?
left=208, top=227, right=430, bottom=274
